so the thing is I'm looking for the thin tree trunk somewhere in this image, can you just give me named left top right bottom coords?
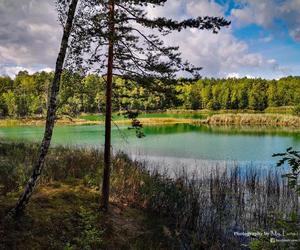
left=7, top=0, right=79, bottom=217
left=100, top=0, right=115, bottom=211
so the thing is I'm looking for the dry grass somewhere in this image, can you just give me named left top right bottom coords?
left=1, top=111, right=300, bottom=128
left=203, top=113, right=300, bottom=127
left=0, top=117, right=195, bottom=127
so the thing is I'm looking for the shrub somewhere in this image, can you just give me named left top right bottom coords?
left=0, top=161, right=27, bottom=195
left=293, top=104, right=300, bottom=116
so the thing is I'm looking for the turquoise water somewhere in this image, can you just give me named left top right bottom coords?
left=1, top=124, right=300, bottom=169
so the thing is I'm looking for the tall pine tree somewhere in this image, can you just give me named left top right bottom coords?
left=63, top=0, right=230, bottom=211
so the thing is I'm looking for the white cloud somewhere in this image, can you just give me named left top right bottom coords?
left=186, top=0, right=225, bottom=17
left=171, top=28, right=267, bottom=77
left=147, top=0, right=278, bottom=77
left=0, top=66, right=32, bottom=78
left=281, top=0, right=300, bottom=41
left=0, top=0, right=60, bottom=68
left=231, top=0, right=300, bottom=42
left=226, top=72, right=255, bottom=79
left=226, top=72, right=241, bottom=78
left=231, top=0, right=277, bottom=28
left=0, top=65, right=53, bottom=78
left=0, top=0, right=295, bottom=79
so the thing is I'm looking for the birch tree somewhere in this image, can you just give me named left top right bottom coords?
left=8, top=0, right=79, bottom=217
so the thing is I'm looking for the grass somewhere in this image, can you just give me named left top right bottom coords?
left=0, top=143, right=174, bottom=250
left=264, top=106, right=294, bottom=114
left=0, top=113, right=200, bottom=127
left=79, top=111, right=207, bottom=121
left=0, top=116, right=80, bottom=127
left=78, top=112, right=206, bottom=125
left=0, top=181, right=172, bottom=250
left=1, top=142, right=299, bottom=249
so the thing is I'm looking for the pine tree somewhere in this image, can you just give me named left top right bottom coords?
left=63, top=0, right=230, bottom=211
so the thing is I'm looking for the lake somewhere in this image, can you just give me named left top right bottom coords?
left=1, top=124, right=299, bottom=173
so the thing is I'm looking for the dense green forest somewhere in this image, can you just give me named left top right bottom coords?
left=0, top=71, right=300, bottom=117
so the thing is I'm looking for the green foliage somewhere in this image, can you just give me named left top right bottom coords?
left=0, top=161, right=26, bottom=195
left=175, top=77, right=300, bottom=111
left=69, top=206, right=104, bottom=250
left=2, top=91, right=17, bottom=116
left=249, top=236, right=274, bottom=250
left=251, top=148, right=300, bottom=250
left=0, top=71, right=51, bottom=117
left=273, top=147, right=300, bottom=193
left=293, top=104, right=300, bottom=116
left=249, top=212, right=300, bottom=250
left=0, top=72, right=300, bottom=117
left=176, top=84, right=202, bottom=109
left=0, top=142, right=103, bottom=189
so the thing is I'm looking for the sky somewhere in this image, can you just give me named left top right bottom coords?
left=0, top=0, right=299, bottom=79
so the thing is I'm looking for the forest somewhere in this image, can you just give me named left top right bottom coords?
left=1, top=71, right=300, bottom=118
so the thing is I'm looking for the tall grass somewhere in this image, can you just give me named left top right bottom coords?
left=119, top=164, right=299, bottom=249
left=0, top=142, right=299, bottom=249
left=204, top=113, right=300, bottom=127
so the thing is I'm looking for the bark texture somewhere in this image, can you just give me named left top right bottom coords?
left=7, top=0, right=79, bottom=217
left=101, top=0, right=115, bottom=211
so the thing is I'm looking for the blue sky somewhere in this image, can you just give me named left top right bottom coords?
left=0, top=0, right=299, bottom=79
left=226, top=0, right=300, bottom=78
left=233, top=16, right=300, bottom=78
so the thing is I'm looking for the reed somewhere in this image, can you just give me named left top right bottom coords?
left=204, top=113, right=300, bottom=127
left=0, top=142, right=299, bottom=249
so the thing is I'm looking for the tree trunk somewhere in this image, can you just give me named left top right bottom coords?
left=100, top=0, right=115, bottom=211
left=7, top=0, right=79, bottom=217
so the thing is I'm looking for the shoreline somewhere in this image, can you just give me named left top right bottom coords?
left=0, top=117, right=195, bottom=127
left=1, top=112, right=300, bottom=128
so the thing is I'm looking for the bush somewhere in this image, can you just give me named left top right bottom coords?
left=293, top=104, right=300, bottom=116
left=0, top=161, right=27, bottom=195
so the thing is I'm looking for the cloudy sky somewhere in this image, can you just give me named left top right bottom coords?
left=0, top=0, right=299, bottom=79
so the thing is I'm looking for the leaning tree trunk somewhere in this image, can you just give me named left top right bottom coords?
left=100, top=0, right=115, bottom=211
left=7, top=0, right=79, bottom=217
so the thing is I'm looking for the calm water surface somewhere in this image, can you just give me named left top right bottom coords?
left=1, top=124, right=300, bottom=171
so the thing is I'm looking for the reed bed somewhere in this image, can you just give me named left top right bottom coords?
left=116, top=162, right=299, bottom=249
left=204, top=113, right=300, bottom=127
left=0, top=142, right=299, bottom=249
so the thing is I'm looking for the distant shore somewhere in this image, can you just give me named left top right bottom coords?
left=1, top=111, right=300, bottom=127
left=0, top=116, right=194, bottom=127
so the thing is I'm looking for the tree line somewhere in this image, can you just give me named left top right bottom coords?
left=0, top=70, right=176, bottom=117
left=176, top=76, right=300, bottom=111
left=1, top=71, right=299, bottom=118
